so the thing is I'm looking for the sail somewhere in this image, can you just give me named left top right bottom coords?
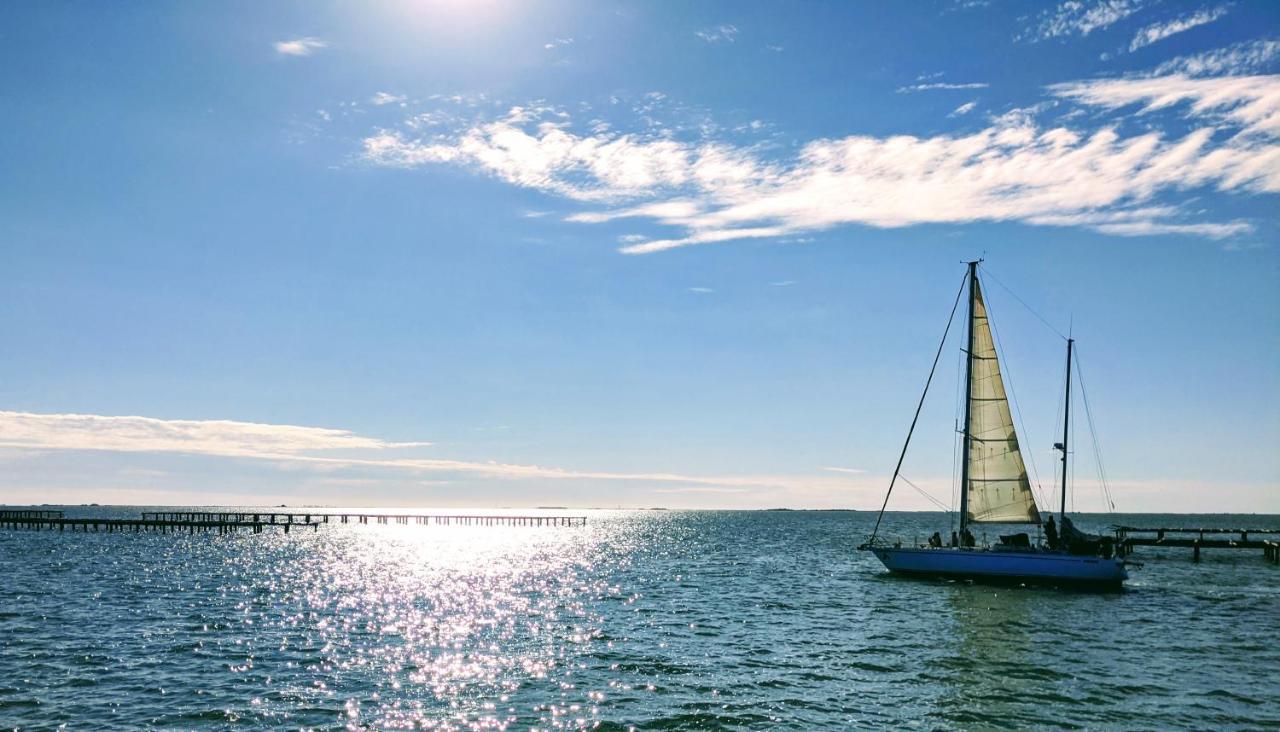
left=966, top=280, right=1041, bottom=524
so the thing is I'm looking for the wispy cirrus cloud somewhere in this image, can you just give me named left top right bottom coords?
left=0, top=410, right=863, bottom=493
left=370, top=91, right=407, bottom=106
left=274, top=37, right=327, bottom=56
left=0, top=410, right=428, bottom=458
left=362, top=73, right=1276, bottom=254
left=1129, top=6, right=1229, bottom=52
left=695, top=24, right=739, bottom=44
left=544, top=37, right=574, bottom=50
left=1021, top=0, right=1145, bottom=42
left=1153, top=39, right=1280, bottom=77
left=1050, top=74, right=1280, bottom=135
left=897, top=82, right=989, bottom=93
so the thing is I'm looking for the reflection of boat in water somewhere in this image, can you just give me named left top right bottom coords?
left=861, top=261, right=1126, bottom=588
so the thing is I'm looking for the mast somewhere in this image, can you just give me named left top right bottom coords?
left=958, top=261, right=979, bottom=538
left=1059, top=337, right=1073, bottom=521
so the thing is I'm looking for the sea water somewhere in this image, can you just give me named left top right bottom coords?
left=1, top=508, right=1277, bottom=729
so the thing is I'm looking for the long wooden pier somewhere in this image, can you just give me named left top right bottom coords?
left=140, top=511, right=588, bottom=527
left=0, top=509, right=588, bottom=540
left=0, top=517, right=316, bottom=534
left=0, top=509, right=64, bottom=519
left=1114, top=526, right=1280, bottom=563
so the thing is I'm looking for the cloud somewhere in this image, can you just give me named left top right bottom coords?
left=371, top=91, right=407, bottom=106
left=0, top=410, right=832, bottom=492
left=651, top=487, right=751, bottom=494
left=1022, top=0, right=1145, bottom=42
left=950, top=101, right=978, bottom=116
left=695, top=24, right=739, bottom=43
left=544, top=37, right=574, bottom=50
left=1129, top=6, right=1228, bottom=52
left=1153, top=39, right=1280, bottom=77
left=362, top=74, right=1277, bottom=252
left=822, top=467, right=867, bottom=475
left=1049, top=74, right=1280, bottom=136
left=687, top=286, right=715, bottom=294
left=769, top=280, right=796, bottom=287
left=897, top=82, right=989, bottom=93
left=0, top=410, right=428, bottom=458
left=274, top=37, right=327, bottom=56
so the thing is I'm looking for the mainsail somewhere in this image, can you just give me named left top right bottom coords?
left=965, top=279, right=1040, bottom=524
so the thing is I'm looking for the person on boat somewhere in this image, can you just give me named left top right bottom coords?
left=928, top=531, right=943, bottom=548
left=961, top=528, right=975, bottom=548
left=950, top=531, right=958, bottom=547
left=1045, top=515, right=1059, bottom=550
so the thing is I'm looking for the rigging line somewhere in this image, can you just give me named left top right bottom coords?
left=979, top=264, right=1069, bottom=341
left=1073, top=349, right=1117, bottom=512
left=864, top=271, right=969, bottom=547
left=899, top=476, right=950, bottom=511
left=981, top=277, right=1050, bottom=512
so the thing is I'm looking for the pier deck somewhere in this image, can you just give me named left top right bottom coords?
left=1114, top=526, right=1280, bottom=563
left=141, top=511, right=588, bottom=527
left=0, top=510, right=65, bottom=519
left=1, top=517, right=317, bottom=534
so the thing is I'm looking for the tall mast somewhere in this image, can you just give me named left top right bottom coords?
left=1059, top=337, right=1074, bottom=521
left=958, top=261, right=979, bottom=537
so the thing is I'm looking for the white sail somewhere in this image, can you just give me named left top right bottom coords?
left=966, top=280, right=1040, bottom=524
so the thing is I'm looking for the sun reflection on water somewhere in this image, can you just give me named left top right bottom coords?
left=221, top=514, right=632, bottom=729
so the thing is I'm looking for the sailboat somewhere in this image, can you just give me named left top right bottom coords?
left=860, top=261, right=1127, bottom=588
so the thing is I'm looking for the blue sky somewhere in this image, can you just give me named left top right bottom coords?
left=1, top=0, right=1277, bottom=511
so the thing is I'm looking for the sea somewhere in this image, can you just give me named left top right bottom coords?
left=1, top=508, right=1277, bottom=730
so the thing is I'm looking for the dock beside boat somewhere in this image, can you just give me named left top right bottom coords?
left=1114, top=525, right=1280, bottom=563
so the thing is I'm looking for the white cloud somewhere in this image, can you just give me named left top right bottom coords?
left=770, top=280, right=796, bottom=287
left=950, top=101, right=978, bottom=116
left=544, top=37, right=574, bottom=50
left=1022, top=0, right=1145, bottom=42
left=363, top=74, right=1278, bottom=253
left=822, top=467, right=867, bottom=474
left=1153, top=39, right=1280, bottom=77
left=1050, top=74, right=1280, bottom=136
left=371, top=91, right=407, bottom=106
left=695, top=24, right=739, bottom=43
left=0, top=410, right=428, bottom=458
left=897, top=82, right=989, bottom=93
left=274, top=37, right=327, bottom=56
left=0, top=410, right=830, bottom=492
left=765, top=44, right=785, bottom=52
left=687, top=286, right=715, bottom=294
left=1129, top=6, right=1228, bottom=52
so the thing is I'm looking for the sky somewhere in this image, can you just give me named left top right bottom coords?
left=0, top=0, right=1277, bottom=512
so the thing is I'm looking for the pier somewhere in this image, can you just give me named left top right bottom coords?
left=0, top=509, right=589, bottom=540
left=0, top=510, right=64, bottom=519
left=140, top=511, right=588, bottom=527
left=1114, top=526, right=1280, bottom=563
left=0, top=516, right=316, bottom=534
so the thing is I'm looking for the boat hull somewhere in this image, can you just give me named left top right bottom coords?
left=868, top=546, right=1127, bottom=588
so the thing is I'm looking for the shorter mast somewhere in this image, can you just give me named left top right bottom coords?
left=1059, top=337, right=1073, bottom=521
left=958, top=261, right=979, bottom=538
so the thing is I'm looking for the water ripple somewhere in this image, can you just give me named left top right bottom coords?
left=1, top=509, right=1277, bottom=729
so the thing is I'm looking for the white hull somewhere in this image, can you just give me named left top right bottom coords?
left=868, top=546, right=1127, bottom=587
